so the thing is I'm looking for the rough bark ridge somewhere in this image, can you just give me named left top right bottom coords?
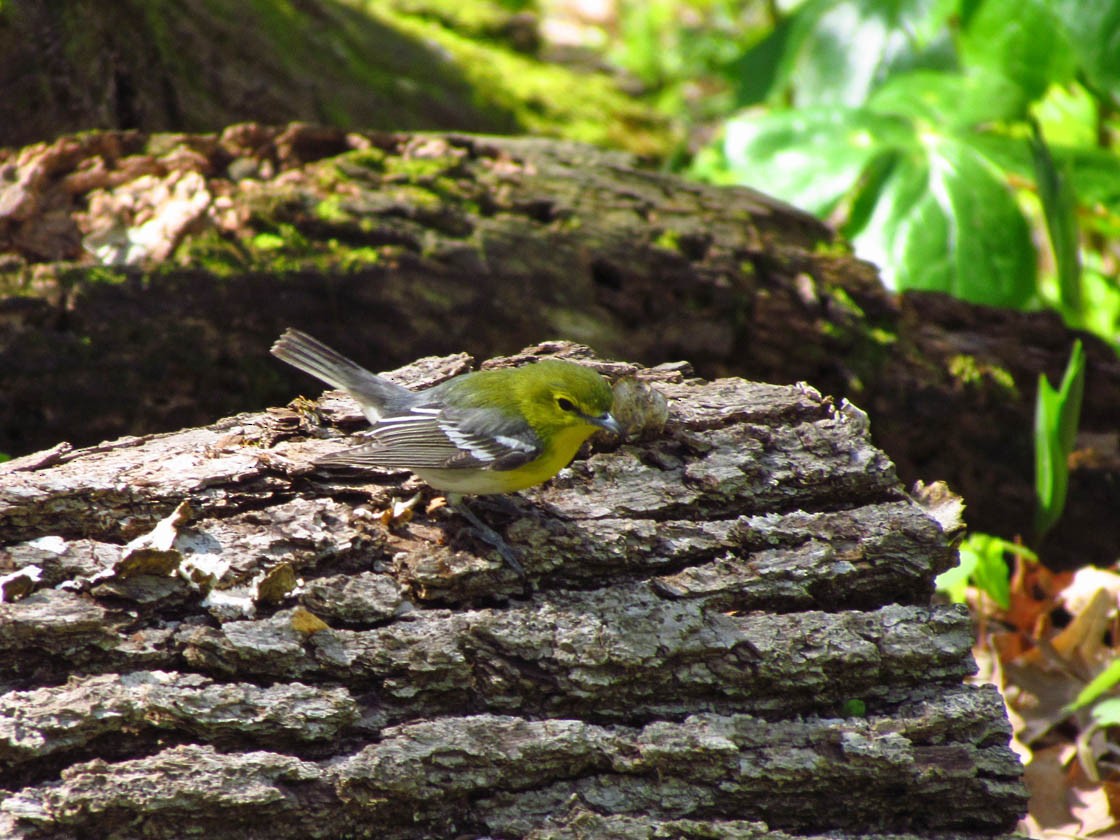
left=0, top=345, right=1025, bottom=838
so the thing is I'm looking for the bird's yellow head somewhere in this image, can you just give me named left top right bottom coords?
left=435, top=357, right=620, bottom=482
left=516, top=359, right=619, bottom=445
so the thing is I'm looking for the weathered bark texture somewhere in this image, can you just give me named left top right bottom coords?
left=1, top=127, right=1117, bottom=569
left=0, top=0, right=667, bottom=154
left=0, top=346, right=1025, bottom=838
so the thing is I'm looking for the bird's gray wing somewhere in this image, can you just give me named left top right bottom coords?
left=315, top=405, right=542, bottom=471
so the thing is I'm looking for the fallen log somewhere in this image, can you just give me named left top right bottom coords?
left=0, top=343, right=1025, bottom=838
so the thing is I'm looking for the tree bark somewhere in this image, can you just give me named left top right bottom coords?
left=0, top=347, right=1025, bottom=838
left=1, top=127, right=1116, bottom=569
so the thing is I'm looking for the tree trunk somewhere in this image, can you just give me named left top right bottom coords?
left=0, top=345, right=1025, bottom=838
left=1, top=127, right=1116, bottom=569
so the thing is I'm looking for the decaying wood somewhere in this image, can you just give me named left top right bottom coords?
left=0, top=345, right=1026, bottom=838
left=2, top=126, right=1117, bottom=570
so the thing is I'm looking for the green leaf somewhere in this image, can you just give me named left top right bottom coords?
left=725, top=14, right=796, bottom=107
left=852, top=134, right=1036, bottom=306
left=1033, top=339, right=1086, bottom=540
left=935, top=533, right=1034, bottom=608
left=1055, top=145, right=1120, bottom=216
left=1033, top=83, right=1099, bottom=149
left=1079, top=262, right=1120, bottom=346
left=1034, top=377, right=1063, bottom=533
left=868, top=68, right=1028, bottom=128
left=1090, top=697, right=1120, bottom=727
left=959, top=0, right=1076, bottom=109
left=1056, top=340, right=1086, bottom=455
left=773, top=0, right=959, bottom=107
left=1046, top=0, right=1120, bottom=96
left=967, top=535, right=1012, bottom=609
left=1068, top=659, right=1120, bottom=713
left=718, top=106, right=915, bottom=216
left=716, top=105, right=1037, bottom=307
left=1031, top=122, right=1082, bottom=314
left=934, top=544, right=980, bottom=603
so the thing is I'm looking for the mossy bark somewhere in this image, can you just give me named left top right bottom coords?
left=0, top=346, right=1025, bottom=837
left=2, top=126, right=1117, bottom=569
left=0, top=0, right=669, bottom=155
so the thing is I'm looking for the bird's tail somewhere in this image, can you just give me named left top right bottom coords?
left=271, top=328, right=414, bottom=420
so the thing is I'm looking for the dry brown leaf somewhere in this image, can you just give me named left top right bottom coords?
left=1049, top=588, right=1114, bottom=667
left=1022, top=744, right=1076, bottom=832
left=1005, top=557, right=1072, bottom=638
left=1068, top=779, right=1119, bottom=837
left=1060, top=568, right=1120, bottom=618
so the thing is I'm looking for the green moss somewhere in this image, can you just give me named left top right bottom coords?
left=654, top=229, right=682, bottom=252
left=819, top=321, right=843, bottom=340
left=85, top=267, right=131, bottom=285
left=813, top=237, right=852, bottom=256
left=384, top=0, right=523, bottom=44
left=986, top=365, right=1018, bottom=395
left=826, top=287, right=865, bottom=320
left=314, top=195, right=351, bottom=224
left=178, top=217, right=394, bottom=274
left=948, top=354, right=1018, bottom=396
left=383, top=154, right=456, bottom=181
left=339, top=147, right=387, bottom=172
left=379, top=4, right=671, bottom=157
left=947, top=354, right=982, bottom=386
left=251, top=232, right=287, bottom=251
left=175, top=229, right=249, bottom=275
left=388, top=183, right=443, bottom=210
left=868, top=327, right=897, bottom=346
left=336, top=245, right=382, bottom=271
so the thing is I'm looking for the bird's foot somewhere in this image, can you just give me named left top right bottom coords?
left=447, top=499, right=531, bottom=594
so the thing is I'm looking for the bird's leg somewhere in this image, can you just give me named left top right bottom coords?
left=446, top=494, right=528, bottom=583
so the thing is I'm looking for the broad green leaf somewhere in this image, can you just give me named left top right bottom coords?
left=970, top=134, right=1120, bottom=219
left=725, top=14, right=796, bottom=107
left=1079, top=263, right=1120, bottom=347
left=1033, top=83, right=1098, bottom=149
left=719, top=106, right=915, bottom=215
left=1054, top=146, right=1120, bottom=214
left=842, top=147, right=903, bottom=237
left=1090, top=697, right=1120, bottom=727
left=1068, top=659, right=1120, bottom=713
left=934, top=544, right=979, bottom=603
left=935, top=533, right=1033, bottom=608
left=1047, top=0, right=1120, bottom=96
left=970, top=547, right=1010, bottom=610
left=960, top=0, right=1076, bottom=108
left=773, top=0, right=959, bottom=107
left=852, top=134, right=1036, bottom=306
left=868, top=68, right=1025, bottom=128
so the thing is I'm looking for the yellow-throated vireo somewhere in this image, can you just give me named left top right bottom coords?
left=271, top=329, right=621, bottom=576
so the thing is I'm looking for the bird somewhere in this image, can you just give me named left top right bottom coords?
left=270, top=328, right=621, bottom=577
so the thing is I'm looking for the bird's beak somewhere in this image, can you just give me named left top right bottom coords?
left=593, top=412, right=623, bottom=437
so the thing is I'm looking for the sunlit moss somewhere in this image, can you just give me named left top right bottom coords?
left=948, top=354, right=1018, bottom=396
left=654, top=229, right=682, bottom=252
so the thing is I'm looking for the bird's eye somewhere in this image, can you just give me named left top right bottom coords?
left=557, top=397, right=576, bottom=412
